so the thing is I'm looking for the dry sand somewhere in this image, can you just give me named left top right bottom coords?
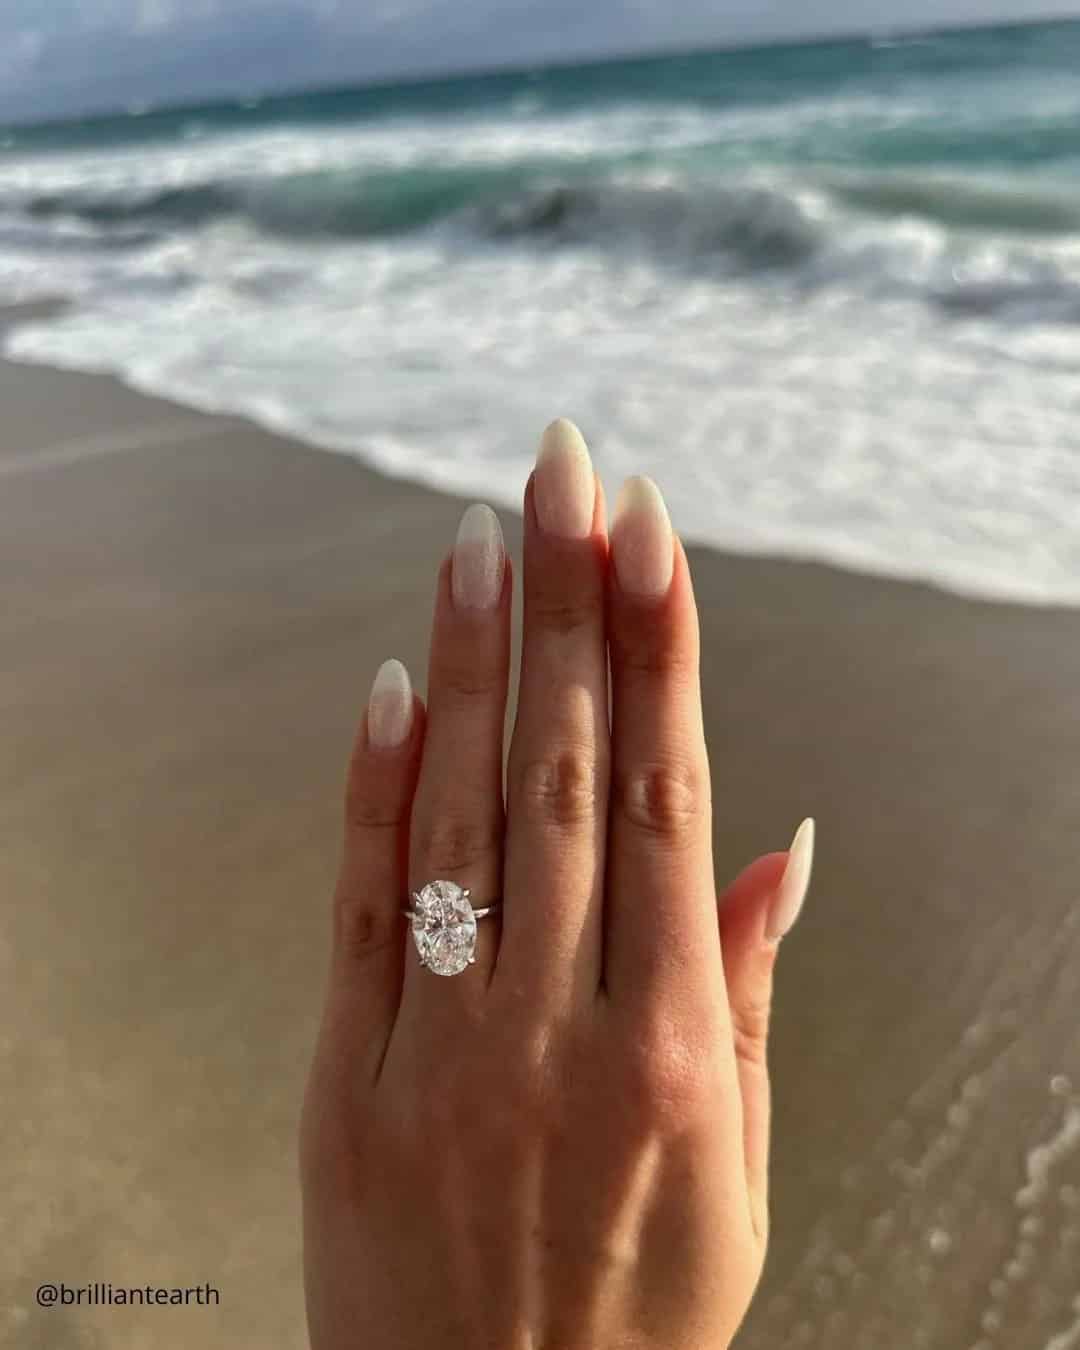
left=3, top=307, right=1080, bottom=1348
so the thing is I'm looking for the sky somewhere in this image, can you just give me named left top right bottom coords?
left=2, top=0, right=1080, bottom=123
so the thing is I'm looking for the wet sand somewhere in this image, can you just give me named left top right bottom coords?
left=3, top=308, right=1080, bottom=1349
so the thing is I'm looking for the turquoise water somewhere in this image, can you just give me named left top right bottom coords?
left=7, top=19, right=1080, bottom=170
left=8, top=21, right=1080, bottom=237
left=5, top=20, right=1080, bottom=602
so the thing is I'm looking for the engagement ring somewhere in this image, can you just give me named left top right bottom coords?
left=402, top=880, right=501, bottom=976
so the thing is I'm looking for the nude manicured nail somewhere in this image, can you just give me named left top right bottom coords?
left=611, top=475, right=674, bottom=598
left=367, top=658, right=413, bottom=750
left=766, top=818, right=816, bottom=941
left=534, top=418, right=595, bottom=539
left=452, top=503, right=505, bottom=611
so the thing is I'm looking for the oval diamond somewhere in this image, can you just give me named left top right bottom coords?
left=410, top=880, right=477, bottom=976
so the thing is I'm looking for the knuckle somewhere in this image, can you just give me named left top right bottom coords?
left=612, top=628, right=696, bottom=681
left=344, top=782, right=403, bottom=834
left=613, top=759, right=706, bottom=841
left=333, top=891, right=396, bottom=965
left=434, top=655, right=502, bottom=703
left=731, top=977, right=775, bottom=1074
left=626, top=1019, right=713, bottom=1125
left=530, top=590, right=598, bottom=637
left=417, top=811, right=500, bottom=875
left=518, top=746, right=600, bottom=829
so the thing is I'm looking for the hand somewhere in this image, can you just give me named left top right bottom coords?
left=299, top=419, right=815, bottom=1349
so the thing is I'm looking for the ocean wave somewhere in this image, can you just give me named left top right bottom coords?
left=936, top=271, right=1080, bottom=322
left=5, top=163, right=828, bottom=273
left=468, top=177, right=824, bottom=269
left=11, top=154, right=1080, bottom=265
left=8, top=155, right=1080, bottom=330
left=18, top=164, right=534, bottom=239
left=0, top=212, right=158, bottom=252
left=826, top=170, right=1080, bottom=234
left=7, top=33, right=1080, bottom=610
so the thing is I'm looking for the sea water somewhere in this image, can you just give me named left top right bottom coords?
left=4, top=20, right=1080, bottom=603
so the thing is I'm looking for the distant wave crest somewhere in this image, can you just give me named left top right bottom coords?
left=7, top=159, right=1080, bottom=319
left=20, top=165, right=531, bottom=239
left=12, top=161, right=829, bottom=270
left=471, top=178, right=822, bottom=269
left=825, top=170, right=1080, bottom=235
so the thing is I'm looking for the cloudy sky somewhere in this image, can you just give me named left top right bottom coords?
left=2, top=0, right=1079, bottom=123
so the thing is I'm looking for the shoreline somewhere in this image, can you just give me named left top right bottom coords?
left=5, top=302, right=1079, bottom=614
left=4, top=310, right=1080, bottom=1347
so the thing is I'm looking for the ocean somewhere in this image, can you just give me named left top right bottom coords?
left=4, top=20, right=1080, bottom=604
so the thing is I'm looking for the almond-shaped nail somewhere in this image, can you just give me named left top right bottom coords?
left=534, top=418, right=595, bottom=539
left=611, top=475, right=674, bottom=598
left=765, top=818, right=816, bottom=941
left=367, top=658, right=413, bottom=750
left=452, top=503, right=505, bottom=611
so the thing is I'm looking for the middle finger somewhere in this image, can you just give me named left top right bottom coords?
left=499, top=420, right=611, bottom=1007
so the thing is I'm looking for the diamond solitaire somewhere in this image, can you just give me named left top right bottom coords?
left=409, top=880, right=481, bottom=976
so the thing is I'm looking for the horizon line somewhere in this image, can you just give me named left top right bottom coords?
left=2, top=9, right=1079, bottom=134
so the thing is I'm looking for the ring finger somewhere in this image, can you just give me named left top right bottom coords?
left=394, top=502, right=511, bottom=1029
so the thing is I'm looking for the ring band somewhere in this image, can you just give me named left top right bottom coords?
left=403, top=880, right=501, bottom=977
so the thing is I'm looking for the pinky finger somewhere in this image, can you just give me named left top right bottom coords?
left=323, top=658, right=426, bottom=1083
left=718, top=821, right=815, bottom=1246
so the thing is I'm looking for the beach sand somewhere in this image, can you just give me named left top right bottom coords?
left=3, top=305, right=1080, bottom=1348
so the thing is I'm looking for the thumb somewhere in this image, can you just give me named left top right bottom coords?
left=718, top=819, right=816, bottom=1245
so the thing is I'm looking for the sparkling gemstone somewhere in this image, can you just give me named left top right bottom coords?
left=411, top=880, right=477, bottom=976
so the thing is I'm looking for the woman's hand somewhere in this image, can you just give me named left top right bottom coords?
left=299, top=419, right=815, bottom=1350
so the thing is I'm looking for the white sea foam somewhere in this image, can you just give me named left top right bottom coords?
left=5, top=96, right=1080, bottom=607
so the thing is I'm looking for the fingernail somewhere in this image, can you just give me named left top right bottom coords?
left=452, top=503, right=505, bottom=611
left=367, top=658, right=413, bottom=750
left=765, top=818, right=816, bottom=941
left=611, top=476, right=674, bottom=598
left=534, top=418, right=595, bottom=539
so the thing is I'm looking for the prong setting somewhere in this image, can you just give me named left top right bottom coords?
left=409, top=880, right=480, bottom=976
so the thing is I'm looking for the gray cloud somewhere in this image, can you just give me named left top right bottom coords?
left=1, top=0, right=1079, bottom=122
